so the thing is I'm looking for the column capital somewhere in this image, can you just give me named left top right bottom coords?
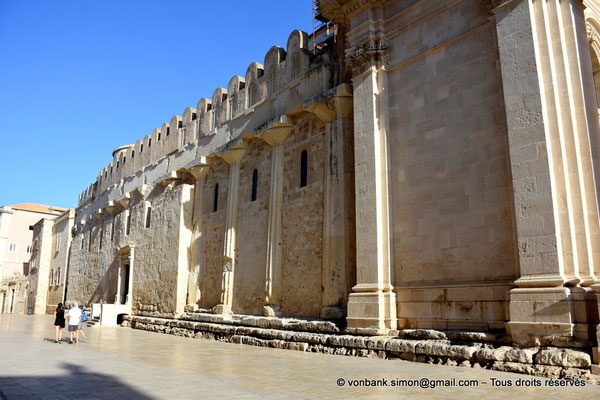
left=257, top=115, right=294, bottom=146
left=219, top=145, right=247, bottom=165
left=188, top=157, right=211, bottom=179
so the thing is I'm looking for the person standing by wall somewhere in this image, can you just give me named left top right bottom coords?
left=77, top=305, right=87, bottom=343
left=52, top=303, right=65, bottom=343
left=67, top=302, right=81, bottom=344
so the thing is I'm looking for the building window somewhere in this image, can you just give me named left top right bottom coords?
left=300, top=150, right=308, bottom=187
left=251, top=169, right=258, bottom=202
left=213, top=183, right=219, bottom=212
left=149, top=138, right=152, bottom=147
left=9, top=244, right=16, bottom=252
left=111, top=217, right=116, bottom=241
left=99, top=225, right=103, bottom=250
left=81, top=236, right=85, bottom=250
left=56, top=267, right=61, bottom=285
left=50, top=270, right=53, bottom=286
left=26, top=245, right=31, bottom=253
left=55, top=237, right=61, bottom=252
left=126, top=211, right=131, bottom=236
left=145, top=205, right=152, bottom=229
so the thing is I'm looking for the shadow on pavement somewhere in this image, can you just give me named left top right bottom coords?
left=0, top=362, right=152, bottom=400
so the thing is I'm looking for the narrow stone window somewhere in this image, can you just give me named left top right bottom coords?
left=149, top=138, right=152, bottom=147
left=141, top=144, right=143, bottom=153
left=99, top=225, right=103, bottom=250
left=180, top=128, right=186, bottom=148
left=88, top=230, right=92, bottom=251
left=269, top=71, right=276, bottom=95
left=81, top=235, right=84, bottom=250
left=117, top=161, right=119, bottom=169
left=158, top=132, right=161, bottom=141
left=57, top=267, right=61, bottom=285
left=126, top=211, right=131, bottom=236
left=166, top=127, right=170, bottom=136
left=123, top=157, right=126, bottom=165
left=111, top=217, right=116, bottom=241
left=213, top=183, right=219, bottom=212
left=251, top=169, right=258, bottom=202
left=300, top=150, right=308, bottom=187
left=132, top=151, right=134, bottom=158
left=145, top=205, right=152, bottom=229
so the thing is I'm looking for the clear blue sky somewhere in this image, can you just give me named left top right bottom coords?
left=0, top=0, right=313, bottom=209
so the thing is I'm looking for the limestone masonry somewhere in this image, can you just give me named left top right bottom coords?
left=21, top=0, right=600, bottom=379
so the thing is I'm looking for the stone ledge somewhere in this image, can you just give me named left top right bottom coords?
left=122, top=315, right=599, bottom=382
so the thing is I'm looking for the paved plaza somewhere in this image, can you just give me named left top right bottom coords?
left=0, top=315, right=597, bottom=399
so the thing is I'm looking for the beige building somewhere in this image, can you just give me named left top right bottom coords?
left=27, top=209, right=75, bottom=314
left=0, top=204, right=65, bottom=313
left=65, top=0, right=600, bottom=376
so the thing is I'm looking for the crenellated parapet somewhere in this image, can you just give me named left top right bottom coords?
left=76, top=29, right=339, bottom=223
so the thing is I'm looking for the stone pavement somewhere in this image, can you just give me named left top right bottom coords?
left=0, top=315, right=598, bottom=399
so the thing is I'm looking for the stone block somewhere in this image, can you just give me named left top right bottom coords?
left=534, top=349, right=592, bottom=368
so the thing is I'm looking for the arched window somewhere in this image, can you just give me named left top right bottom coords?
left=300, top=150, right=308, bottom=187
left=251, top=169, right=258, bottom=202
left=213, top=183, right=219, bottom=212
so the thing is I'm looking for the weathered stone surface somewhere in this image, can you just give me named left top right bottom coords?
left=398, top=329, right=447, bottom=341
left=446, top=331, right=501, bottom=343
left=534, top=349, right=592, bottom=368
left=475, top=346, right=538, bottom=364
left=365, top=336, right=393, bottom=351
left=385, top=339, right=417, bottom=354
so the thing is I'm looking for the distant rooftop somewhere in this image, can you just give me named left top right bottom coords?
left=8, top=203, right=67, bottom=215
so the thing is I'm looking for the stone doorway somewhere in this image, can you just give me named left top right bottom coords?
left=120, top=264, right=130, bottom=305
left=115, top=245, right=134, bottom=306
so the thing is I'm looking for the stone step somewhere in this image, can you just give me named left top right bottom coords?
left=178, top=312, right=341, bottom=334
left=122, top=315, right=598, bottom=383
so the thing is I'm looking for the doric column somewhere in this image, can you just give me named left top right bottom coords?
left=33, top=219, right=54, bottom=314
left=344, top=29, right=396, bottom=333
left=306, top=85, right=356, bottom=320
left=214, top=145, right=247, bottom=314
left=492, top=0, right=600, bottom=345
left=186, top=158, right=211, bottom=309
left=258, top=116, right=293, bottom=317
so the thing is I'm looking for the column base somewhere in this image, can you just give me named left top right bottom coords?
left=263, top=305, right=282, bottom=317
left=320, top=306, right=345, bottom=320
left=507, top=286, right=574, bottom=346
left=346, top=288, right=397, bottom=335
left=213, top=304, right=232, bottom=315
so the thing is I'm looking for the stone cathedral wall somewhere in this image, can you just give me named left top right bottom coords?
left=67, top=29, right=356, bottom=319
left=384, top=1, right=516, bottom=331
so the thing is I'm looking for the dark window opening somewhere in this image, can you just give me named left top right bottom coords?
left=149, top=138, right=152, bottom=147
left=132, top=151, right=134, bottom=158
left=117, top=161, right=119, bottom=168
left=140, top=144, right=143, bottom=153
left=126, top=212, right=131, bottom=235
left=145, top=206, right=151, bottom=228
left=166, top=127, right=170, bottom=136
left=300, top=150, right=308, bottom=187
left=158, top=132, right=161, bottom=141
left=251, top=170, right=258, bottom=202
left=213, top=183, right=219, bottom=212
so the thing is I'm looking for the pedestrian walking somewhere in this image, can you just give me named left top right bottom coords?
left=67, top=302, right=81, bottom=343
left=52, top=303, right=65, bottom=343
left=77, top=305, right=88, bottom=343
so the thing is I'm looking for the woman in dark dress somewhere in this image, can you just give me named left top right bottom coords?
left=53, top=303, right=65, bottom=343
